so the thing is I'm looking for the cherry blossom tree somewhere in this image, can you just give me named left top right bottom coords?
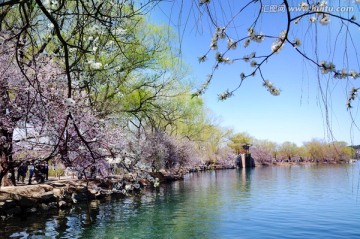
left=0, top=34, right=28, bottom=185
left=0, top=33, right=68, bottom=185
left=0, top=0, right=171, bottom=185
left=251, top=139, right=278, bottom=164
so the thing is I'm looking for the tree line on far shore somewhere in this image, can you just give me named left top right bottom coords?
left=228, top=132, right=356, bottom=165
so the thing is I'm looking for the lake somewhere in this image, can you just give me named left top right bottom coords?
left=2, top=162, right=360, bottom=239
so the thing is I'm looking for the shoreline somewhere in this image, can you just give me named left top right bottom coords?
left=0, top=174, right=153, bottom=221
left=0, top=161, right=356, bottom=220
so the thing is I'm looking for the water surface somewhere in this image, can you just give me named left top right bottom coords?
left=2, top=162, right=360, bottom=238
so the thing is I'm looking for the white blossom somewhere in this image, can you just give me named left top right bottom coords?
left=89, top=61, right=103, bottom=70
left=124, top=158, right=131, bottom=165
left=215, top=52, right=232, bottom=64
left=112, top=28, right=126, bottom=35
left=154, top=178, right=160, bottom=187
left=350, top=70, right=358, bottom=78
left=64, top=98, right=76, bottom=107
left=319, top=1, right=327, bottom=8
left=320, top=60, right=336, bottom=74
left=253, top=33, right=265, bottom=43
left=271, top=40, right=285, bottom=53
left=300, top=2, right=309, bottom=10
left=218, top=90, right=233, bottom=101
left=263, top=80, right=281, bottom=96
left=216, top=27, right=226, bottom=39
left=320, top=14, right=330, bottom=25
left=223, top=57, right=233, bottom=64
left=227, top=38, right=237, bottom=49
left=105, top=40, right=114, bottom=48
left=44, top=0, right=59, bottom=9
left=210, top=40, right=218, bottom=50
left=248, top=27, right=254, bottom=37
left=279, top=30, right=287, bottom=40
left=43, top=0, right=50, bottom=7
left=250, top=60, right=257, bottom=67
left=341, top=69, right=347, bottom=77
left=309, top=17, right=317, bottom=23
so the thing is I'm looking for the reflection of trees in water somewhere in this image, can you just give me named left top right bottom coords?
left=4, top=165, right=360, bottom=238
left=79, top=188, right=185, bottom=238
left=56, top=201, right=101, bottom=238
left=1, top=200, right=102, bottom=238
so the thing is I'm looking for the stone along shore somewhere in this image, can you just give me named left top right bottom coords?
left=0, top=173, right=161, bottom=220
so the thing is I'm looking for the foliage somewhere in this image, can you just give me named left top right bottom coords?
left=278, top=141, right=299, bottom=161
left=251, top=139, right=278, bottom=164
left=228, top=132, right=254, bottom=154
left=249, top=136, right=354, bottom=163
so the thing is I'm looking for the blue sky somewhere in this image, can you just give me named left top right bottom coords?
left=150, top=0, right=360, bottom=146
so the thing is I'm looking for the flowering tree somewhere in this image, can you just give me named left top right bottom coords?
left=251, top=139, right=278, bottom=164
left=0, top=0, right=170, bottom=185
left=0, top=33, right=116, bottom=185
left=192, top=0, right=359, bottom=106
left=0, top=35, right=28, bottom=185
left=0, top=34, right=67, bottom=185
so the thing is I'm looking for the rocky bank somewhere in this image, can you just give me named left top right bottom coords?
left=0, top=165, right=235, bottom=220
left=0, top=173, right=158, bottom=220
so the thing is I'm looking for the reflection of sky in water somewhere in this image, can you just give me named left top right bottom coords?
left=3, top=162, right=360, bottom=239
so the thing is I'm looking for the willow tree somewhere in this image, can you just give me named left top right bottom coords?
left=228, top=132, right=254, bottom=154
left=278, top=141, right=299, bottom=161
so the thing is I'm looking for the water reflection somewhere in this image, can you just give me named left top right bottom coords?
left=0, top=198, right=104, bottom=239
left=238, top=168, right=253, bottom=193
left=3, top=162, right=360, bottom=239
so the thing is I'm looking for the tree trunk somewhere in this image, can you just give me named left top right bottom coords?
left=0, top=129, right=16, bottom=187
left=0, top=152, right=16, bottom=187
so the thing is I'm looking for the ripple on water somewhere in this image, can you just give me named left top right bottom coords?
left=3, top=163, right=360, bottom=239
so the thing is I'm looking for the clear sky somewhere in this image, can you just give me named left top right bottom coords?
left=150, top=0, right=360, bottom=146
